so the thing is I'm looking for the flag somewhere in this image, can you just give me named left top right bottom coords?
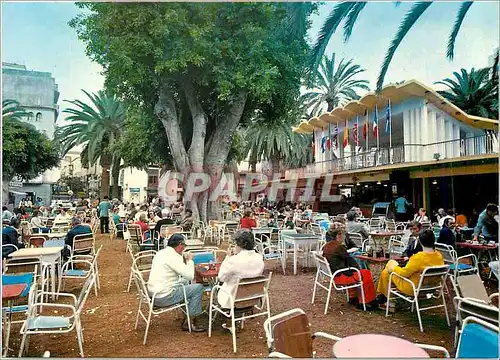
left=326, top=124, right=332, bottom=150
left=373, top=105, right=379, bottom=137
left=320, top=131, right=326, bottom=153
left=385, top=100, right=391, bottom=133
left=343, top=119, right=349, bottom=148
left=363, top=110, right=369, bottom=140
left=352, top=122, right=358, bottom=146
left=332, top=123, right=339, bottom=149
left=311, top=134, right=315, bottom=159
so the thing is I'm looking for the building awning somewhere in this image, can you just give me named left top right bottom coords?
left=9, top=190, right=27, bottom=195
left=294, top=79, right=499, bottom=134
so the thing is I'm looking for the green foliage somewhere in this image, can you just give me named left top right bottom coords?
left=302, top=53, right=370, bottom=113
left=436, top=65, right=499, bottom=119
left=2, top=118, right=60, bottom=181
left=57, top=175, right=86, bottom=194
left=55, top=90, right=125, bottom=166
left=2, top=99, right=29, bottom=122
left=309, top=1, right=478, bottom=91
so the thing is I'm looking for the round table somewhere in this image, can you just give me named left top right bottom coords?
left=333, top=334, right=429, bottom=358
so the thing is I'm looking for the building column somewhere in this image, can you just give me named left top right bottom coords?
left=423, top=178, right=431, bottom=215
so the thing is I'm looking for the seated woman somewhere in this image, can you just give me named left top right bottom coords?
left=376, top=230, right=444, bottom=306
left=413, top=208, right=429, bottom=223
left=135, top=213, right=150, bottom=240
left=240, top=210, right=257, bottom=229
left=30, top=211, right=50, bottom=233
left=217, top=230, right=265, bottom=310
left=322, top=228, right=377, bottom=309
left=438, top=218, right=455, bottom=246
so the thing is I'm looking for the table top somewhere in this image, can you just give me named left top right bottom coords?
left=457, top=242, right=498, bottom=250
left=355, top=255, right=404, bottom=263
left=332, top=334, right=429, bottom=358
left=185, top=239, right=204, bottom=246
left=213, top=220, right=238, bottom=225
left=2, top=283, right=28, bottom=301
left=252, top=227, right=275, bottom=232
left=9, top=246, right=64, bottom=257
left=195, top=263, right=221, bottom=278
left=370, top=231, right=404, bottom=237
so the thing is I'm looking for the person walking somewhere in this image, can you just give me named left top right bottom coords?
left=99, top=196, right=112, bottom=234
left=394, top=194, right=411, bottom=222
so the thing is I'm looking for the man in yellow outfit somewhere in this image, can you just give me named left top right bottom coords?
left=376, top=230, right=444, bottom=305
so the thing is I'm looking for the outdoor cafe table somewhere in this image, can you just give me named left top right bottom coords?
left=29, top=232, right=67, bottom=240
left=2, top=282, right=28, bottom=357
left=332, top=334, right=429, bottom=358
left=184, top=239, right=205, bottom=251
left=9, top=246, right=64, bottom=299
left=281, top=233, right=321, bottom=275
left=457, top=242, right=498, bottom=271
left=195, top=263, right=221, bottom=287
left=354, top=254, right=405, bottom=283
left=369, top=231, right=404, bottom=252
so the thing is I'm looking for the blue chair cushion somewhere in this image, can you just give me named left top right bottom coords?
left=3, top=305, right=28, bottom=313
left=64, top=269, right=87, bottom=277
left=457, top=322, right=499, bottom=358
left=263, top=253, right=280, bottom=260
left=2, top=273, right=33, bottom=297
left=449, top=263, right=473, bottom=271
left=27, top=316, right=70, bottom=330
left=192, top=252, right=215, bottom=265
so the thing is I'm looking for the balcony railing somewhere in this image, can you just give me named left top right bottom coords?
left=313, top=134, right=498, bottom=174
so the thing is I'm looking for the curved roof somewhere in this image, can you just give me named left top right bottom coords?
left=294, top=79, right=498, bottom=133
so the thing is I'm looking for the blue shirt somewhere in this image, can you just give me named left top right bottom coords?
left=394, top=197, right=409, bottom=214
left=99, top=201, right=111, bottom=217
left=474, top=209, right=497, bottom=238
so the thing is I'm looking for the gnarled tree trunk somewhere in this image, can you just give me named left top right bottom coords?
left=99, top=154, right=111, bottom=198
left=110, top=156, right=121, bottom=199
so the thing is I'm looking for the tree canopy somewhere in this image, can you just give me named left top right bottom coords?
left=70, top=2, right=314, bottom=219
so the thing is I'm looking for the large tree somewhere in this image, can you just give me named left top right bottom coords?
left=309, top=1, right=478, bottom=91
left=70, top=2, right=313, bottom=220
left=2, top=114, right=60, bottom=204
left=302, top=53, right=370, bottom=113
left=55, top=90, right=125, bottom=199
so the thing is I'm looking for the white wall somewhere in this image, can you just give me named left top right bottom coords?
left=121, top=167, right=148, bottom=203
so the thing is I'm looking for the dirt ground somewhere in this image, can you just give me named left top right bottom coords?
left=9, top=234, right=498, bottom=358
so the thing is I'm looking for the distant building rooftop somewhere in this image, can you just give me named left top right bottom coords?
left=2, top=62, right=27, bottom=70
left=2, top=62, right=53, bottom=78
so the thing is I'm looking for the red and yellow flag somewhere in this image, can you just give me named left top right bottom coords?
left=343, top=119, right=349, bottom=148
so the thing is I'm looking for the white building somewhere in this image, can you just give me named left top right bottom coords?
left=2, top=62, right=60, bottom=205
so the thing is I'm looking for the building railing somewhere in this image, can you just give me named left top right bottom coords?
left=313, top=133, right=498, bottom=174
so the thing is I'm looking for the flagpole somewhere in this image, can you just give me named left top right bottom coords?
left=366, top=110, right=369, bottom=152
left=356, top=115, right=359, bottom=154
left=389, top=99, right=392, bottom=150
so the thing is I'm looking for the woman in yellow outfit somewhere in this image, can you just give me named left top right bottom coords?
left=376, top=229, right=444, bottom=303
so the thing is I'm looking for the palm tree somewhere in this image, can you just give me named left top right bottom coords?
left=309, top=1, right=475, bottom=91
left=302, top=54, right=370, bottom=114
left=2, top=99, right=29, bottom=121
left=55, top=90, right=125, bottom=198
left=435, top=66, right=498, bottom=119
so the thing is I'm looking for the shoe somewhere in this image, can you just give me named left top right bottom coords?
left=376, top=294, right=387, bottom=305
left=348, top=297, right=359, bottom=306
left=182, top=320, right=206, bottom=332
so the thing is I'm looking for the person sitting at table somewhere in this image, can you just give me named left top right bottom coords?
left=438, top=218, right=455, bottom=246
left=111, top=207, right=121, bottom=226
left=346, top=211, right=369, bottom=240
left=217, top=230, right=265, bottom=310
left=438, top=209, right=455, bottom=228
left=240, top=210, right=257, bottom=229
left=284, top=215, right=295, bottom=229
left=2, top=218, right=25, bottom=258
left=413, top=208, right=429, bottom=223
left=322, top=228, right=377, bottom=309
left=455, top=211, right=468, bottom=228
left=266, top=214, right=278, bottom=228
left=473, top=203, right=498, bottom=243
left=402, top=221, right=423, bottom=260
left=64, top=217, right=93, bottom=258
left=147, top=234, right=206, bottom=332
left=376, top=230, right=444, bottom=307
left=135, top=213, right=150, bottom=239
left=54, top=209, right=71, bottom=224
left=30, top=211, right=50, bottom=233
left=179, top=209, right=194, bottom=231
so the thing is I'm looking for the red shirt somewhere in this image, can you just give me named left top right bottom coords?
left=240, top=217, right=257, bottom=229
left=135, top=220, right=149, bottom=234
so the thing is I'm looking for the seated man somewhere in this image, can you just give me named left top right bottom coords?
left=30, top=211, right=50, bottom=233
left=2, top=218, right=25, bottom=258
left=345, top=211, right=369, bottom=240
left=147, top=234, right=205, bottom=332
left=217, top=231, right=265, bottom=310
left=376, top=230, right=444, bottom=307
left=403, top=221, right=423, bottom=260
left=65, top=217, right=93, bottom=257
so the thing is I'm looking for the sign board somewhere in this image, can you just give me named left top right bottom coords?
left=9, top=180, right=23, bottom=188
left=129, top=188, right=140, bottom=193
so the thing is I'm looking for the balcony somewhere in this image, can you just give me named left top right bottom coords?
left=314, top=134, right=498, bottom=174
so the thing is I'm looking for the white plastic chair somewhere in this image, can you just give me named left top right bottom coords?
left=208, top=273, right=272, bottom=352
left=58, top=245, right=102, bottom=296
left=126, top=250, right=156, bottom=292
left=311, top=253, right=366, bottom=314
left=18, top=272, right=96, bottom=357
left=132, top=268, right=191, bottom=344
left=386, top=265, right=450, bottom=332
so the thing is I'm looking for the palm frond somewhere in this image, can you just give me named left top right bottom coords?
left=447, top=1, right=473, bottom=60
left=376, top=1, right=432, bottom=91
left=343, top=2, right=367, bottom=42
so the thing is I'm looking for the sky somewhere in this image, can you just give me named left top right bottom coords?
left=2, top=1, right=499, bottom=125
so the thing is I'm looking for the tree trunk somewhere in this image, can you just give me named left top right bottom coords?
left=99, top=154, right=111, bottom=198
left=110, top=156, right=121, bottom=199
left=2, top=177, right=13, bottom=208
left=270, top=152, right=281, bottom=177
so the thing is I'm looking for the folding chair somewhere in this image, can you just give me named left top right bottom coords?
left=263, top=308, right=341, bottom=358
left=369, top=218, right=382, bottom=232
left=126, top=250, right=156, bottom=292
left=18, top=272, right=96, bottom=357
left=346, top=232, right=364, bottom=249
left=72, top=233, right=95, bottom=257
left=455, top=316, right=499, bottom=358
left=386, top=265, right=450, bottom=332
left=311, top=253, right=366, bottom=314
left=58, top=245, right=103, bottom=296
left=261, top=241, right=285, bottom=274
left=132, top=268, right=191, bottom=345
left=435, top=242, right=478, bottom=284
left=208, top=273, right=273, bottom=352
left=29, top=236, right=46, bottom=248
